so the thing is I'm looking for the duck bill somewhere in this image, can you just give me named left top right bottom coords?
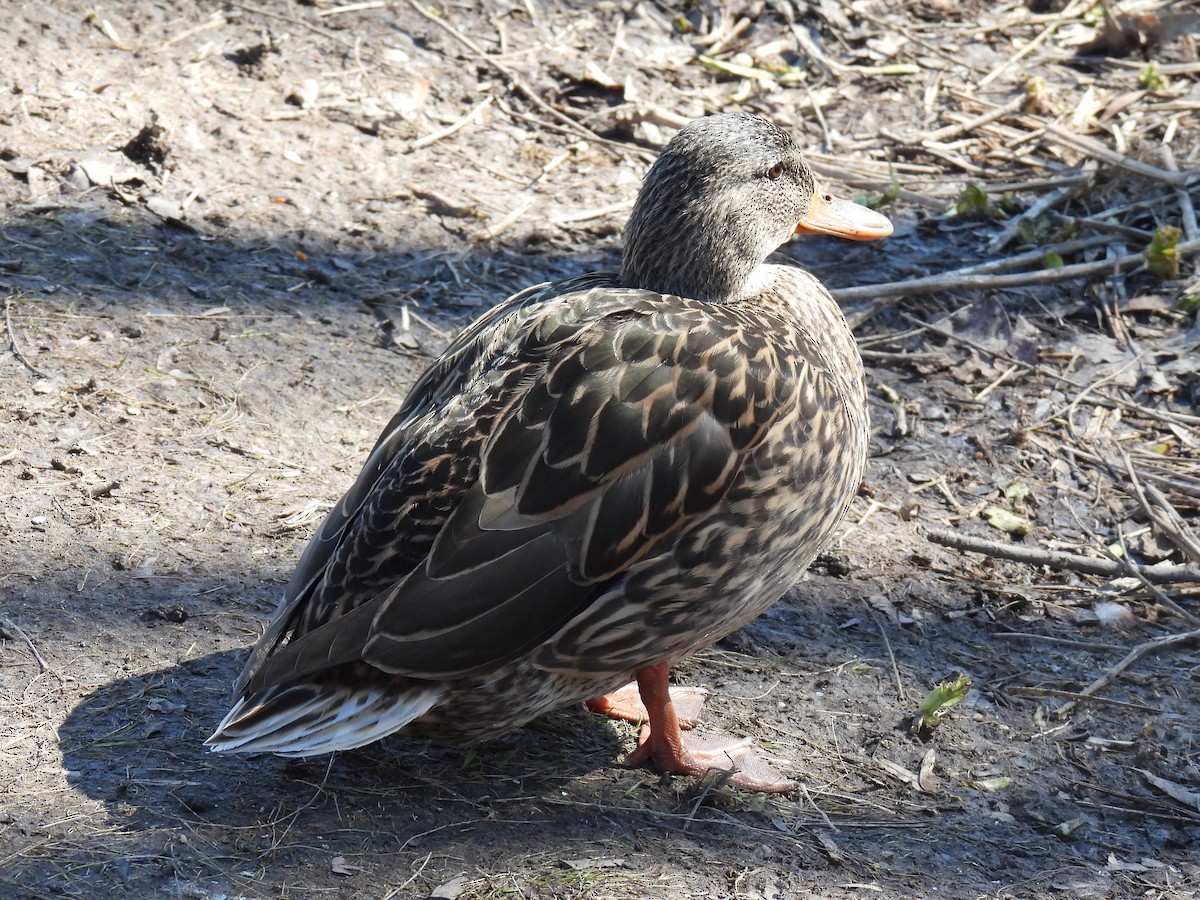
left=795, top=187, right=893, bottom=241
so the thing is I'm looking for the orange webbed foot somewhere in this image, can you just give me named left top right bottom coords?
left=606, top=662, right=795, bottom=794
left=625, top=727, right=796, bottom=793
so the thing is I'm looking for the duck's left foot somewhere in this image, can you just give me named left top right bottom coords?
left=583, top=682, right=708, bottom=728
left=612, top=661, right=796, bottom=794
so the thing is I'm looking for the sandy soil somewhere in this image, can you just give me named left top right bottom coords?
left=2, top=2, right=1199, bottom=898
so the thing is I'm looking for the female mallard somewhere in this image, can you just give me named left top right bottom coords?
left=208, top=113, right=891, bottom=792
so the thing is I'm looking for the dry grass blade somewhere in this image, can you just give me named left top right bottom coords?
left=411, top=96, right=494, bottom=151
left=1055, top=628, right=1200, bottom=716
left=0, top=615, right=57, bottom=676
left=1121, top=453, right=1200, bottom=568
left=3, top=296, right=48, bottom=378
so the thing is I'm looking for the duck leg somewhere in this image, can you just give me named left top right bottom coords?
left=621, top=662, right=796, bottom=794
left=584, top=681, right=707, bottom=728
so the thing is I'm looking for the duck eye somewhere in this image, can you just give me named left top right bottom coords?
left=767, top=163, right=784, bottom=181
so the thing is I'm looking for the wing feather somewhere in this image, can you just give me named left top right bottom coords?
left=240, top=282, right=801, bottom=695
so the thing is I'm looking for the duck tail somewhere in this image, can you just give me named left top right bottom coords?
left=205, top=682, right=443, bottom=757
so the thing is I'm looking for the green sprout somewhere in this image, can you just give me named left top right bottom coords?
left=955, top=183, right=989, bottom=218
left=1145, top=226, right=1181, bottom=279
left=911, top=675, right=973, bottom=735
left=1139, top=64, right=1166, bottom=91
left=857, top=164, right=902, bottom=210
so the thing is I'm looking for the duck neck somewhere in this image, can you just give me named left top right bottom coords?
left=619, top=165, right=769, bottom=303
left=620, top=227, right=763, bottom=302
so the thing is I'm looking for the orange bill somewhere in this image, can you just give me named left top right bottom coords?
left=795, top=185, right=893, bottom=241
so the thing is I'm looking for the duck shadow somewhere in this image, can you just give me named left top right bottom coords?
left=40, top=574, right=1145, bottom=897
left=58, top=648, right=628, bottom=838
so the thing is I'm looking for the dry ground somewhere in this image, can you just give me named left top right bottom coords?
left=2, top=1, right=1199, bottom=898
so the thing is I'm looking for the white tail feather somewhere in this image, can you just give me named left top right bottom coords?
left=206, top=684, right=442, bottom=757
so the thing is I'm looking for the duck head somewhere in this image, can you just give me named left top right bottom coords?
left=620, top=113, right=892, bottom=303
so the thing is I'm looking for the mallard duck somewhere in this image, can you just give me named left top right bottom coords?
left=208, top=113, right=891, bottom=792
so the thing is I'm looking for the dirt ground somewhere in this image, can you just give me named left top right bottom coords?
left=2, top=1, right=1199, bottom=898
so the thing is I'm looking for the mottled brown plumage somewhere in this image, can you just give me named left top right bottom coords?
left=208, top=113, right=891, bottom=791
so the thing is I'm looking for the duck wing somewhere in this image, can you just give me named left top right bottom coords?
left=232, top=275, right=581, bottom=692
left=238, top=279, right=799, bottom=695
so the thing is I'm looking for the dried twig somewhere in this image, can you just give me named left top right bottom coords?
left=838, top=239, right=1200, bottom=327
left=0, top=615, right=54, bottom=675
left=974, top=363, right=1020, bottom=402
left=477, top=196, right=537, bottom=241
left=154, top=11, right=227, bottom=51
left=922, top=96, right=1026, bottom=145
left=783, top=14, right=920, bottom=78
left=1055, top=628, right=1200, bottom=716
left=411, top=96, right=494, bottom=150
left=551, top=200, right=633, bottom=226
left=985, top=174, right=1089, bottom=253
left=1055, top=438, right=1200, bottom=499
left=1161, top=145, right=1199, bottom=242
left=925, top=527, right=1200, bottom=585
left=230, top=1, right=356, bottom=48
left=1120, top=454, right=1200, bottom=569
left=4, top=296, right=47, bottom=378
left=1007, top=686, right=1159, bottom=713
left=317, top=1, right=386, bottom=17
left=1041, top=123, right=1193, bottom=188
left=799, top=781, right=840, bottom=833
left=995, top=632, right=1127, bottom=651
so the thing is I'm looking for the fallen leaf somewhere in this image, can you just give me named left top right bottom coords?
left=1054, top=816, right=1089, bottom=837
left=1137, top=769, right=1200, bottom=812
left=430, top=875, right=468, bottom=899
left=582, top=61, right=621, bottom=90
left=1121, top=294, right=1171, bottom=314
left=917, top=749, right=939, bottom=792
left=814, top=830, right=844, bottom=861
left=983, top=505, right=1032, bottom=536
left=1106, top=854, right=1149, bottom=872
left=330, top=856, right=361, bottom=876
left=1099, top=90, right=1149, bottom=122
left=972, top=776, right=1013, bottom=792
left=876, top=758, right=919, bottom=787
